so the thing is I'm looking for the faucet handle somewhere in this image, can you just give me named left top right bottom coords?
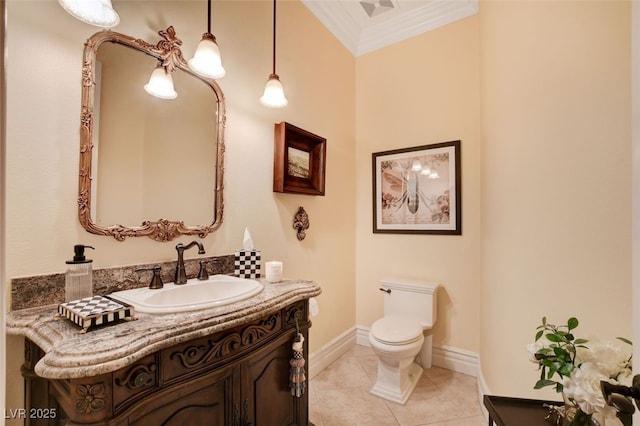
left=197, top=260, right=211, bottom=281
left=136, top=265, right=164, bottom=289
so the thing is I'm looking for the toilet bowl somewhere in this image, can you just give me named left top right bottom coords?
left=369, top=315, right=425, bottom=404
left=368, top=278, right=439, bottom=405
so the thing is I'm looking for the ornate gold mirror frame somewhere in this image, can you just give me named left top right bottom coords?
left=78, top=26, right=225, bottom=242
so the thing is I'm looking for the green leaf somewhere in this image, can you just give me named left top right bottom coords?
left=617, top=337, right=633, bottom=345
left=574, top=339, right=589, bottom=345
left=535, top=330, right=543, bottom=341
left=534, top=379, right=556, bottom=389
left=537, top=348, right=552, bottom=356
left=567, top=317, right=579, bottom=330
left=542, top=316, right=547, bottom=326
left=559, top=363, right=574, bottom=377
left=555, top=382, right=564, bottom=393
left=553, top=347, right=568, bottom=361
left=539, top=367, right=547, bottom=380
left=546, top=333, right=564, bottom=343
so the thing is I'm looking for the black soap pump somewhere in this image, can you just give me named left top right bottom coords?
left=65, top=244, right=95, bottom=302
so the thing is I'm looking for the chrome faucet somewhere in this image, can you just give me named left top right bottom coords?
left=174, top=240, right=205, bottom=284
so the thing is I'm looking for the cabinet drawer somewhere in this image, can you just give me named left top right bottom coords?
left=162, top=310, right=283, bottom=382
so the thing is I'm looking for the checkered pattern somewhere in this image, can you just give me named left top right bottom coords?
left=234, top=249, right=261, bottom=279
left=58, top=295, right=135, bottom=331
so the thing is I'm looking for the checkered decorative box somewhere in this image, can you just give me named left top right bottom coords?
left=58, top=295, right=135, bottom=332
left=234, top=249, right=261, bottom=279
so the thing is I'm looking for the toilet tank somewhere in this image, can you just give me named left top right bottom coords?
left=380, top=278, right=439, bottom=328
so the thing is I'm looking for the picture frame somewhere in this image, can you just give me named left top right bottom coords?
left=273, top=122, right=326, bottom=196
left=372, top=140, right=461, bottom=234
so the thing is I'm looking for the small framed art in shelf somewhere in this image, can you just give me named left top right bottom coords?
left=273, top=122, right=326, bottom=196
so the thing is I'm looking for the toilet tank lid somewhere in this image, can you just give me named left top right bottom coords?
left=380, top=277, right=440, bottom=295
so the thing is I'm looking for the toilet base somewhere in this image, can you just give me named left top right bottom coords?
left=416, top=333, right=433, bottom=369
left=370, top=360, right=423, bottom=405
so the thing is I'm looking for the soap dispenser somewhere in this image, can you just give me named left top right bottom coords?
left=65, top=244, right=95, bottom=302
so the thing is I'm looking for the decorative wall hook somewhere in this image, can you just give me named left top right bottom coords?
left=293, top=207, right=309, bottom=241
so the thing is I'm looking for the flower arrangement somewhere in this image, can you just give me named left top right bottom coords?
left=528, top=317, right=632, bottom=426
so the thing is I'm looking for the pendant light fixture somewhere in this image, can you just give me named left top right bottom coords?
left=260, top=0, right=288, bottom=108
left=144, top=64, right=178, bottom=100
left=58, top=0, right=120, bottom=28
left=188, top=0, right=226, bottom=79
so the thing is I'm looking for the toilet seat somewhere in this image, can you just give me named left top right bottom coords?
left=371, top=316, right=423, bottom=346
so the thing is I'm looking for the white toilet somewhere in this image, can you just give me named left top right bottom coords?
left=368, top=278, right=439, bottom=405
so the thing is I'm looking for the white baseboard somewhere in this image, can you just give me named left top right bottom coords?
left=355, top=325, right=370, bottom=346
left=308, top=326, right=356, bottom=379
left=432, top=345, right=479, bottom=377
left=477, top=357, right=491, bottom=395
left=477, top=357, right=491, bottom=418
left=356, top=325, right=480, bottom=377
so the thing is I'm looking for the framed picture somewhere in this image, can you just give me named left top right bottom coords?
left=372, top=140, right=461, bottom=234
left=273, top=122, right=326, bottom=196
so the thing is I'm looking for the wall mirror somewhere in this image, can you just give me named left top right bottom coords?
left=78, top=26, right=225, bottom=241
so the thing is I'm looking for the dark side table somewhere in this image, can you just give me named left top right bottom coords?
left=483, top=395, right=562, bottom=426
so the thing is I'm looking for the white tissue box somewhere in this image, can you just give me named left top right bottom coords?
left=234, top=249, right=261, bottom=279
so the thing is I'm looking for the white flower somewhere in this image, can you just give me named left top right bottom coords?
left=563, top=362, right=618, bottom=419
left=576, top=338, right=632, bottom=379
left=530, top=317, right=633, bottom=423
left=616, top=367, right=633, bottom=387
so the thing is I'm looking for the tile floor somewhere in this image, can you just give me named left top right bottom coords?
left=308, top=344, right=487, bottom=426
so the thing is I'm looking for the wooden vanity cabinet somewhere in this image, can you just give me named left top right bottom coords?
left=22, top=300, right=311, bottom=426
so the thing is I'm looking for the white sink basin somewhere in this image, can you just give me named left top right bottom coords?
left=110, top=274, right=264, bottom=314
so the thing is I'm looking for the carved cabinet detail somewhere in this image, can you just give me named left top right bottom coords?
left=22, top=300, right=311, bottom=425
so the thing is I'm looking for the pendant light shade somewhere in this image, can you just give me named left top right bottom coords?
left=144, top=65, right=178, bottom=100
left=260, top=0, right=287, bottom=108
left=260, top=74, right=288, bottom=108
left=58, top=0, right=120, bottom=28
left=189, top=34, right=225, bottom=79
left=188, top=0, right=226, bottom=79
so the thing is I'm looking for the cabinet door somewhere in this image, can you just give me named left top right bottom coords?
left=126, top=364, right=238, bottom=426
left=243, top=330, right=308, bottom=426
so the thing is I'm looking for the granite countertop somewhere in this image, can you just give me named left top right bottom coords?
left=6, top=279, right=321, bottom=380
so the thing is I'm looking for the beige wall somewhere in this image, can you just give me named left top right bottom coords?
left=355, top=16, right=483, bottom=352
left=4, top=0, right=355, bottom=414
left=480, top=0, right=632, bottom=398
left=355, top=0, right=632, bottom=400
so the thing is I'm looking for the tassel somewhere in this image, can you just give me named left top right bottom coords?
left=289, top=332, right=306, bottom=397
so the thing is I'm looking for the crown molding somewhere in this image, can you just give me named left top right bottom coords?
left=302, top=0, right=363, bottom=55
left=302, top=0, right=479, bottom=56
